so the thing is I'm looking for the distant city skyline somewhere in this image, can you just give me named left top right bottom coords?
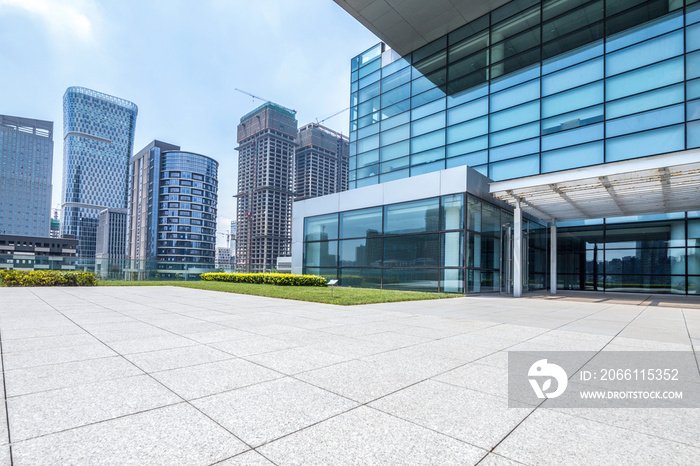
left=0, top=0, right=379, bottom=247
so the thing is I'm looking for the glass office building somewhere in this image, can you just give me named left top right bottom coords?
left=62, top=87, right=138, bottom=260
left=348, top=1, right=700, bottom=186
left=294, top=0, right=700, bottom=295
left=0, top=115, right=53, bottom=237
left=127, top=141, right=218, bottom=278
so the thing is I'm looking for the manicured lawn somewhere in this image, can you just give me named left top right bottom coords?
left=98, top=280, right=458, bottom=305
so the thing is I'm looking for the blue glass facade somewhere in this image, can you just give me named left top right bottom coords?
left=302, top=191, right=548, bottom=293
left=62, top=87, right=137, bottom=259
left=156, top=151, right=218, bottom=270
left=348, top=0, right=700, bottom=186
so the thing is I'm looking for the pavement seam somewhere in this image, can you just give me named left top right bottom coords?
left=0, top=318, right=14, bottom=466
left=680, top=308, right=700, bottom=378
left=473, top=302, right=684, bottom=464
left=25, top=289, right=269, bottom=464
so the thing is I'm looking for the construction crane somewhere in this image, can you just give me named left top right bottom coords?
left=316, top=107, right=349, bottom=125
left=234, top=88, right=296, bottom=114
left=217, top=230, right=231, bottom=244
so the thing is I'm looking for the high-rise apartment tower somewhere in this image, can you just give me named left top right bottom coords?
left=235, top=102, right=298, bottom=272
left=294, top=123, right=349, bottom=200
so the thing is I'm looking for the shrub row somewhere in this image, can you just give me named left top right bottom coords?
left=0, top=270, right=98, bottom=287
left=200, top=272, right=327, bottom=287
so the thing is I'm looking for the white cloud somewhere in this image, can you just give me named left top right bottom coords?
left=0, top=0, right=96, bottom=43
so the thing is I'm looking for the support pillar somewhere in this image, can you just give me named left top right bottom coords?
left=513, top=200, right=523, bottom=298
left=550, top=221, right=557, bottom=295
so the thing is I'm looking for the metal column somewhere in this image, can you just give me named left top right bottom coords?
left=550, top=221, right=557, bottom=295
left=513, top=200, right=523, bottom=298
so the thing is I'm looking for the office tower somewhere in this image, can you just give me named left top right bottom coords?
left=294, top=123, right=350, bottom=200
left=128, top=140, right=218, bottom=275
left=292, top=1, right=700, bottom=296
left=235, top=102, right=297, bottom=272
left=61, top=87, right=137, bottom=260
left=95, top=208, right=128, bottom=259
left=0, top=115, right=53, bottom=236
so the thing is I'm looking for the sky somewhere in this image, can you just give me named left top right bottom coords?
left=0, top=0, right=379, bottom=247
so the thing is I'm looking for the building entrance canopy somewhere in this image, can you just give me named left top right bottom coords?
left=489, top=151, right=700, bottom=223
left=489, top=151, right=700, bottom=298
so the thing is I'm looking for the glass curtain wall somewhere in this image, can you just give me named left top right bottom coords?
left=349, top=0, right=700, bottom=187
left=302, top=194, right=546, bottom=293
left=558, top=213, right=700, bottom=294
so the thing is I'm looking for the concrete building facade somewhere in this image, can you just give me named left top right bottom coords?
left=294, top=123, right=349, bottom=201
left=0, top=115, right=53, bottom=236
left=235, top=102, right=298, bottom=272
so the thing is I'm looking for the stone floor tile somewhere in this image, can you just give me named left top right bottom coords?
left=193, top=377, right=357, bottom=447
left=106, top=334, right=198, bottom=355
left=495, top=409, right=700, bottom=465
left=369, top=380, right=533, bottom=451
left=215, top=450, right=276, bottom=465
left=553, top=407, right=700, bottom=449
left=11, top=403, right=247, bottom=465
left=211, top=335, right=300, bottom=357
left=297, top=359, right=430, bottom=403
left=258, top=406, right=486, bottom=465
left=2, top=343, right=117, bottom=371
left=245, top=346, right=352, bottom=375
left=7, top=374, right=180, bottom=441
left=1, top=333, right=98, bottom=354
left=4, top=356, right=143, bottom=397
left=124, top=345, right=234, bottom=373
left=151, top=358, right=281, bottom=400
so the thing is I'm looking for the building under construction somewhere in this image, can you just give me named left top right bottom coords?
left=294, top=123, right=349, bottom=201
left=235, top=102, right=297, bottom=272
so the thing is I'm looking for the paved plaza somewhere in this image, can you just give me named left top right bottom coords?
left=0, top=286, right=698, bottom=465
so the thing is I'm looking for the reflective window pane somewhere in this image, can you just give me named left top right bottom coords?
left=339, top=238, right=383, bottom=267
left=384, top=234, right=440, bottom=267
left=304, top=241, right=337, bottom=268
left=384, top=198, right=440, bottom=234
left=340, top=207, right=382, bottom=238
left=304, top=214, right=338, bottom=241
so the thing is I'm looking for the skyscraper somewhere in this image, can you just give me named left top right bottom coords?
left=235, top=102, right=297, bottom=272
left=128, top=140, right=218, bottom=276
left=294, top=123, right=349, bottom=200
left=0, top=115, right=53, bottom=236
left=61, top=87, right=137, bottom=260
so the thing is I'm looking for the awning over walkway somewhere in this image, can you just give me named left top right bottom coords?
left=489, top=151, right=700, bottom=222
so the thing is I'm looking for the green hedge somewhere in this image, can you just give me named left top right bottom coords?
left=200, top=272, right=327, bottom=287
left=0, top=270, right=98, bottom=287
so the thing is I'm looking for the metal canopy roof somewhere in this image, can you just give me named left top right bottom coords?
left=333, top=0, right=510, bottom=56
left=489, top=151, right=700, bottom=222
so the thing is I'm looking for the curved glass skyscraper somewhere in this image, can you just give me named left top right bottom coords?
left=128, top=141, right=218, bottom=277
left=62, top=87, right=137, bottom=259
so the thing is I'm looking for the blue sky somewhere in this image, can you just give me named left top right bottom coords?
left=0, top=0, right=378, bottom=246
